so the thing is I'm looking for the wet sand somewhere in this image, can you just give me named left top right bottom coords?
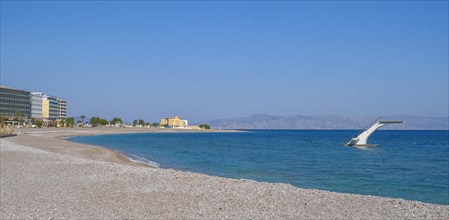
left=1, top=127, right=448, bottom=219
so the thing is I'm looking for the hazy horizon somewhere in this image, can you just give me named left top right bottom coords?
left=1, top=1, right=448, bottom=122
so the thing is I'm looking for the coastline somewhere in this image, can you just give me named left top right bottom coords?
left=12, top=127, right=240, bottom=168
left=1, top=127, right=448, bottom=219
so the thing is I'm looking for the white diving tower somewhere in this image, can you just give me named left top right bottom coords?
left=345, top=120, right=404, bottom=147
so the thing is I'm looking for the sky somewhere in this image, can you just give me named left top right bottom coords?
left=1, top=1, right=448, bottom=122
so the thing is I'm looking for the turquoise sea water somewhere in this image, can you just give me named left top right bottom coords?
left=69, top=130, right=449, bottom=205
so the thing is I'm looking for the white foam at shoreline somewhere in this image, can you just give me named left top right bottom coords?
left=126, top=153, right=160, bottom=168
left=64, top=136, right=160, bottom=167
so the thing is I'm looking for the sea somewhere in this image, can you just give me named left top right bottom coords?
left=69, top=130, right=449, bottom=205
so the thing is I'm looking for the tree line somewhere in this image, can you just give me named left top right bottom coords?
left=25, top=115, right=211, bottom=129
left=26, top=116, right=159, bottom=128
left=198, top=124, right=211, bottom=129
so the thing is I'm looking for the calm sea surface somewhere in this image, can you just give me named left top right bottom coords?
left=69, top=130, right=449, bottom=205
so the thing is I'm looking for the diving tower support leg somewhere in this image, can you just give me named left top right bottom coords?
left=345, top=120, right=404, bottom=147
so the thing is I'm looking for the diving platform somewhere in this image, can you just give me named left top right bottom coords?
left=345, top=120, right=404, bottom=147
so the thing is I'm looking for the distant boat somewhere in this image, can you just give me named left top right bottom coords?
left=345, top=120, right=404, bottom=147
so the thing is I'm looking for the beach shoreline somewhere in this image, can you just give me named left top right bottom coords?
left=1, top=127, right=448, bottom=219
left=13, top=127, right=240, bottom=168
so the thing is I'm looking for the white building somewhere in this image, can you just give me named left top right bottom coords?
left=58, top=98, right=67, bottom=119
left=30, top=92, right=43, bottom=119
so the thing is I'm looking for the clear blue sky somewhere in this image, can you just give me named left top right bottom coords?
left=1, top=1, right=448, bottom=122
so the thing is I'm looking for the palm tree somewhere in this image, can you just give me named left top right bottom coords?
left=80, top=115, right=86, bottom=124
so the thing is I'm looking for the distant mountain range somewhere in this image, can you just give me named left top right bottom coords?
left=207, top=114, right=449, bottom=130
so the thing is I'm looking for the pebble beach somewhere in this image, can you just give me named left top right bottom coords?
left=1, top=128, right=448, bottom=219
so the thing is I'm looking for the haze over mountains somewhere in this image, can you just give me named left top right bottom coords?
left=207, top=114, right=449, bottom=130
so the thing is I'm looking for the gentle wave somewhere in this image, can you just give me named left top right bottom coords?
left=125, top=153, right=160, bottom=168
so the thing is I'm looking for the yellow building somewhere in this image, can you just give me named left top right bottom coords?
left=42, top=97, right=49, bottom=119
left=160, top=118, right=168, bottom=126
left=160, top=115, right=188, bottom=128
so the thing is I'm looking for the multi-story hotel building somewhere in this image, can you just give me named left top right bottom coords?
left=0, top=86, right=31, bottom=119
left=31, top=93, right=66, bottom=120
left=42, top=95, right=59, bottom=121
left=49, top=96, right=59, bottom=120
left=58, top=98, right=67, bottom=119
left=1, top=86, right=67, bottom=122
left=42, top=96, right=49, bottom=119
left=30, top=92, right=43, bottom=119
